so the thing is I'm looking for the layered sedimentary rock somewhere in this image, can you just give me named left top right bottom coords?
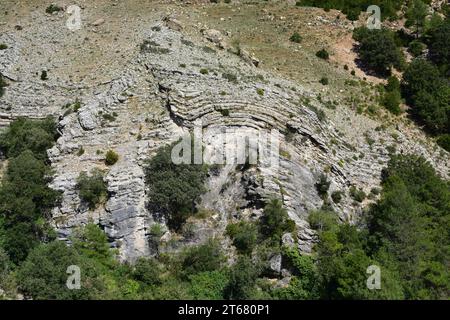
left=1, top=17, right=448, bottom=261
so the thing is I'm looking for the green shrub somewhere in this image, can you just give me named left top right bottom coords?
left=45, top=4, right=63, bottom=14
left=331, top=190, right=343, bottom=204
left=353, top=27, right=405, bottom=75
left=40, top=70, right=48, bottom=80
left=225, top=255, right=261, bottom=299
left=222, top=72, right=238, bottom=83
left=188, top=271, right=228, bottom=299
left=0, top=44, right=7, bottom=50
left=256, top=88, right=265, bottom=96
left=260, top=199, right=295, bottom=243
left=76, top=168, right=108, bottom=209
left=383, top=90, right=402, bottom=115
left=17, top=241, right=84, bottom=300
left=308, top=210, right=338, bottom=232
left=402, top=59, right=449, bottom=134
left=102, top=113, right=116, bottom=122
left=77, top=146, right=85, bottom=156
left=385, top=76, right=400, bottom=92
left=315, top=174, right=330, bottom=198
left=349, top=186, right=366, bottom=202
left=0, top=118, right=60, bottom=263
left=436, top=134, right=450, bottom=152
left=408, top=40, right=426, bottom=57
left=307, top=105, right=326, bottom=122
left=145, top=139, right=208, bottom=230
left=319, top=77, right=329, bottom=85
left=181, top=239, right=225, bottom=278
left=105, top=150, right=119, bottom=165
left=200, top=68, right=209, bottom=75
left=132, top=257, right=162, bottom=286
left=226, top=221, right=258, bottom=255
left=290, top=32, right=303, bottom=43
left=0, top=74, right=8, bottom=97
left=316, top=49, right=329, bottom=60
left=0, top=117, right=57, bottom=160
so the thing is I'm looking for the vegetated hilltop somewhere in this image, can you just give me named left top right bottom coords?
left=0, top=0, right=448, bottom=300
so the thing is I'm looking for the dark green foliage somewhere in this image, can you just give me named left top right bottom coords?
left=319, top=77, right=329, bottom=85
left=225, top=255, right=261, bottom=299
left=315, top=49, right=329, bottom=60
left=16, top=241, right=98, bottom=300
left=331, top=190, right=343, bottom=204
left=45, top=4, right=63, bottom=14
left=0, top=44, right=7, bottom=50
left=40, top=70, right=48, bottom=80
left=308, top=210, right=338, bottom=232
left=402, top=59, right=449, bottom=133
left=0, top=248, right=16, bottom=298
left=350, top=186, right=366, bottom=202
left=428, top=17, right=450, bottom=75
left=145, top=140, right=208, bottom=230
left=72, top=223, right=113, bottom=264
left=0, top=117, right=57, bottom=160
left=105, top=150, right=119, bottom=165
left=0, top=118, right=59, bottom=264
left=297, top=0, right=403, bottom=21
left=315, top=174, right=330, bottom=198
left=132, top=257, right=162, bottom=286
left=260, top=199, right=295, bottom=243
left=16, top=224, right=127, bottom=300
left=222, top=72, right=238, bottom=83
left=383, top=89, right=402, bottom=115
left=405, top=0, right=428, bottom=37
left=385, top=75, right=400, bottom=92
left=181, top=239, right=225, bottom=278
left=226, top=221, right=258, bottom=255
left=289, top=32, right=302, bottom=43
left=436, top=134, right=450, bottom=152
left=307, top=105, right=326, bottom=122
left=271, top=247, right=319, bottom=299
left=408, top=40, right=426, bottom=57
left=188, top=271, right=229, bottom=300
left=368, top=155, right=450, bottom=299
left=353, top=27, right=405, bottom=76
left=76, top=169, right=108, bottom=209
left=0, top=74, right=7, bottom=97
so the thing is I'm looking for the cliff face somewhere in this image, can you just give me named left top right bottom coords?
left=0, top=2, right=448, bottom=262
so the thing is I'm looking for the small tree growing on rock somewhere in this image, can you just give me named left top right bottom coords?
left=105, top=150, right=119, bottom=166
left=76, top=168, right=108, bottom=209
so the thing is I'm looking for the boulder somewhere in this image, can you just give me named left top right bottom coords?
left=78, top=101, right=100, bottom=130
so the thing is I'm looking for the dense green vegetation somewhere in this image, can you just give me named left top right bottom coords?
left=145, top=139, right=208, bottom=230
left=0, top=1, right=449, bottom=299
left=402, top=58, right=449, bottom=134
left=311, top=155, right=450, bottom=299
left=297, top=0, right=405, bottom=21
left=0, top=118, right=60, bottom=264
left=353, top=27, right=405, bottom=76
left=76, top=169, right=108, bottom=209
left=350, top=2, right=449, bottom=149
left=0, top=146, right=448, bottom=300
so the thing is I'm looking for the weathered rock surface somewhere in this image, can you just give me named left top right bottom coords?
left=0, top=5, right=448, bottom=263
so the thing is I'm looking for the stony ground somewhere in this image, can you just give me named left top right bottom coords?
left=0, top=0, right=448, bottom=264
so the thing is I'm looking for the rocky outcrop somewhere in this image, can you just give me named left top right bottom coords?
left=1, top=10, right=448, bottom=262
